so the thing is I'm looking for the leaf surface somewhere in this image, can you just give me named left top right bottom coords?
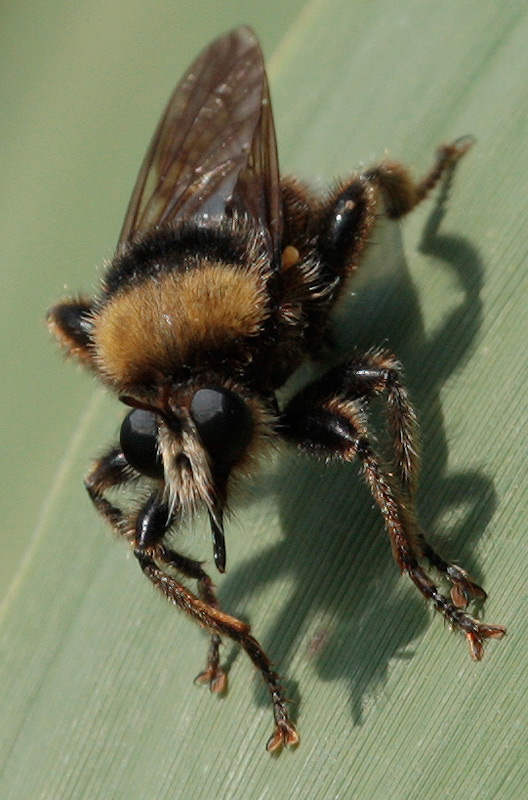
left=1, top=2, right=527, bottom=798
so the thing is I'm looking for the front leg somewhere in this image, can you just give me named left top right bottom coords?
left=86, top=453, right=227, bottom=690
left=47, top=297, right=96, bottom=367
left=135, top=541, right=298, bottom=752
left=154, top=541, right=228, bottom=694
left=280, top=358, right=505, bottom=659
left=86, top=449, right=298, bottom=750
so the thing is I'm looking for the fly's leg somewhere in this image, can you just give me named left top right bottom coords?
left=154, top=544, right=227, bottom=693
left=316, top=137, right=473, bottom=282
left=280, top=355, right=505, bottom=658
left=135, top=544, right=299, bottom=752
left=295, top=349, right=486, bottom=606
left=415, top=533, right=487, bottom=609
left=362, top=137, right=473, bottom=219
left=84, top=447, right=138, bottom=532
left=278, top=139, right=473, bottom=335
left=86, top=457, right=298, bottom=750
left=305, top=349, right=420, bottom=497
left=86, top=456, right=228, bottom=695
left=47, top=298, right=96, bottom=367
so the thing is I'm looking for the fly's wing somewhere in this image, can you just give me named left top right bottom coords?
left=117, top=26, right=282, bottom=264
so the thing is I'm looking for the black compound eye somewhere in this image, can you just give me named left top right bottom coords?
left=190, top=387, right=253, bottom=469
left=120, top=409, right=164, bottom=480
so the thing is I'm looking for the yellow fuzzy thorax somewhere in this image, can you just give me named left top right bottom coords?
left=93, top=262, right=267, bottom=387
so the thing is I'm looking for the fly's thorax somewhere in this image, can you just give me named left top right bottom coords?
left=88, top=222, right=276, bottom=392
left=92, top=262, right=268, bottom=388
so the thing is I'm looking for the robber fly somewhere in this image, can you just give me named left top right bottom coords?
left=48, top=26, right=505, bottom=752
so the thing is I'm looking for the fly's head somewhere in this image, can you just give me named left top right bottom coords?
left=119, top=379, right=274, bottom=571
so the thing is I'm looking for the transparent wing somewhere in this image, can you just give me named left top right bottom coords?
left=117, top=26, right=282, bottom=263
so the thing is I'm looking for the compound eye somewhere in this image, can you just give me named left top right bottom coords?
left=120, top=409, right=164, bottom=480
left=190, top=387, right=253, bottom=469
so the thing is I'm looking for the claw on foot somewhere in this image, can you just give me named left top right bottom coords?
left=194, top=667, right=228, bottom=694
left=466, top=623, right=507, bottom=660
left=447, top=565, right=487, bottom=608
left=266, top=721, right=300, bottom=753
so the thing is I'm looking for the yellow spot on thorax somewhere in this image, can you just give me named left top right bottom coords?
left=281, top=245, right=300, bottom=269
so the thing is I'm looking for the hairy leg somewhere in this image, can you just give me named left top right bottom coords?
left=135, top=547, right=298, bottom=751
left=85, top=448, right=298, bottom=750
left=47, top=297, right=96, bottom=366
left=280, top=355, right=505, bottom=658
left=316, top=137, right=473, bottom=283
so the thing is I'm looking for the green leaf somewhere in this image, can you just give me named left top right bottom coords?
left=2, top=1, right=527, bottom=798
